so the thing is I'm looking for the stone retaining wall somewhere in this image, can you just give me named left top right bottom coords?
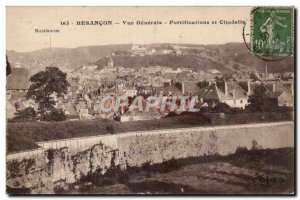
left=6, top=122, right=294, bottom=193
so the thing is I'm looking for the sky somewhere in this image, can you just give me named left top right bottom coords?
left=7, top=7, right=252, bottom=52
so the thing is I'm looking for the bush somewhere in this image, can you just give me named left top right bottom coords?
left=10, top=107, right=36, bottom=122
left=212, top=102, right=232, bottom=114
left=164, top=112, right=178, bottom=118
left=105, top=123, right=116, bottom=134
left=235, top=146, right=248, bottom=155
left=167, top=112, right=212, bottom=125
left=41, top=108, right=67, bottom=121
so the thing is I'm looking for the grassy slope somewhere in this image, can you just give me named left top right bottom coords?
left=94, top=43, right=294, bottom=73
left=7, top=114, right=211, bottom=153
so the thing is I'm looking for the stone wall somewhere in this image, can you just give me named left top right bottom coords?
left=6, top=122, right=294, bottom=193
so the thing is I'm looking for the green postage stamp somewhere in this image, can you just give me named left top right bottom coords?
left=251, top=7, right=294, bottom=57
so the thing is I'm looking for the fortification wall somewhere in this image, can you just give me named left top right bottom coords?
left=117, top=122, right=294, bottom=167
left=6, top=122, right=294, bottom=193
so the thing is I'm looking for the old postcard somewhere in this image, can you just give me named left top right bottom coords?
left=6, top=6, right=295, bottom=195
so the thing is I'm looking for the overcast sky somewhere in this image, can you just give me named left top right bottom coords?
left=7, top=7, right=252, bottom=52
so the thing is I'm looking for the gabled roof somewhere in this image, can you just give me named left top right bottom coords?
left=265, top=91, right=284, bottom=99
left=182, top=81, right=201, bottom=94
left=218, top=82, right=248, bottom=100
left=162, top=84, right=182, bottom=94
left=196, top=84, right=220, bottom=100
left=253, top=82, right=293, bottom=98
left=196, top=82, right=248, bottom=101
left=264, top=82, right=292, bottom=95
left=238, top=81, right=261, bottom=95
left=264, top=90, right=294, bottom=105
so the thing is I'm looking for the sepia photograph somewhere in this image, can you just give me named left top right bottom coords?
left=6, top=6, right=295, bottom=195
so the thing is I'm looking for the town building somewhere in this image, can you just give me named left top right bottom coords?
left=196, top=81, right=248, bottom=109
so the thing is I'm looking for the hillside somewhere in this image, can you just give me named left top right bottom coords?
left=95, top=43, right=294, bottom=74
left=6, top=44, right=132, bottom=72
left=7, top=43, right=294, bottom=74
left=205, top=43, right=294, bottom=73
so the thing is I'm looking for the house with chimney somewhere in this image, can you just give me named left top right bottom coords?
left=196, top=81, right=249, bottom=109
left=177, top=81, right=202, bottom=96
left=150, top=76, right=164, bottom=88
left=7, top=67, right=30, bottom=95
left=265, top=91, right=294, bottom=107
left=161, top=84, right=182, bottom=96
left=254, top=82, right=294, bottom=107
left=7, top=66, right=31, bottom=117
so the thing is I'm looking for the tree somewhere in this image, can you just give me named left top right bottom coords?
left=26, top=67, right=70, bottom=118
left=248, top=84, right=277, bottom=112
left=10, top=107, right=36, bottom=122
left=248, top=84, right=267, bottom=112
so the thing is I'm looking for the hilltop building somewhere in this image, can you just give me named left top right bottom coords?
left=131, top=44, right=147, bottom=55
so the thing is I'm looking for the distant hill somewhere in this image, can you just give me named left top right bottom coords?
left=7, top=44, right=132, bottom=72
left=7, top=43, right=294, bottom=75
left=205, top=43, right=294, bottom=73
left=94, top=43, right=294, bottom=74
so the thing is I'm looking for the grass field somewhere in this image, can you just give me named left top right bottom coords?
left=7, top=114, right=211, bottom=153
